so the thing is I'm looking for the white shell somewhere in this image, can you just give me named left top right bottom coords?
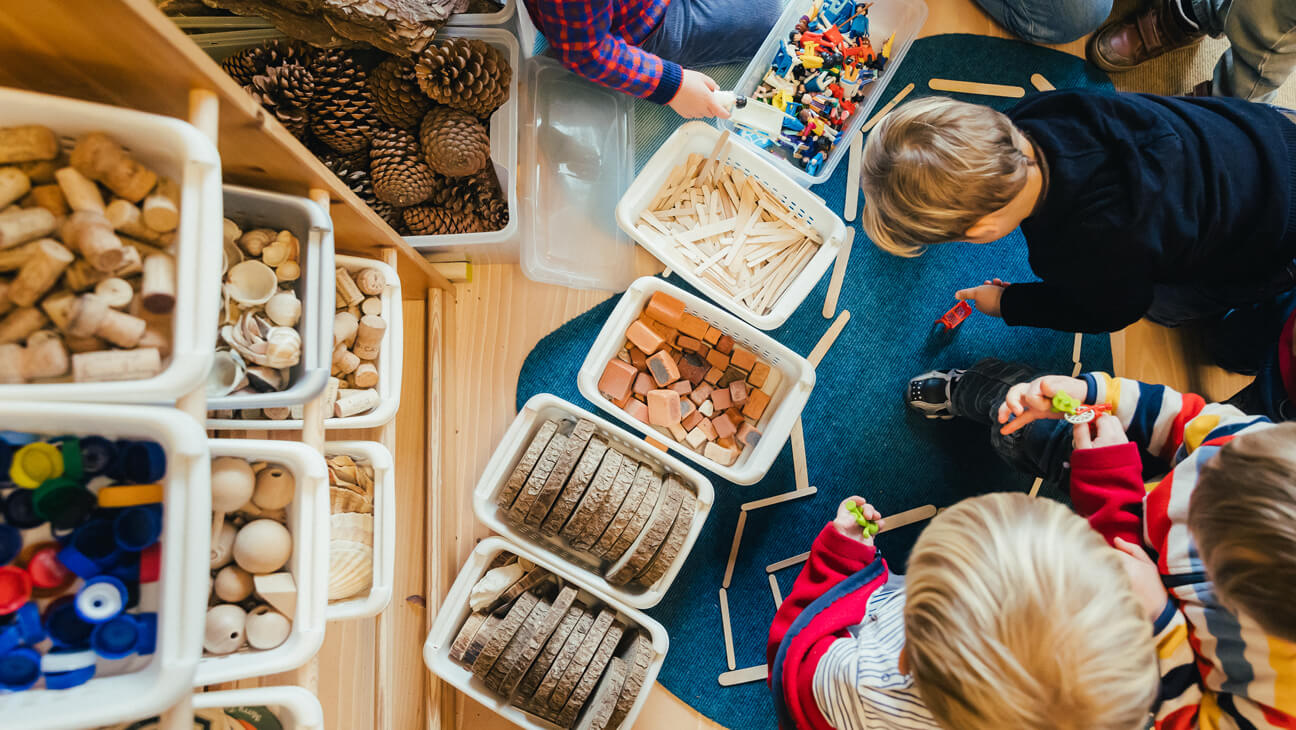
left=221, top=235, right=244, bottom=275
left=253, top=465, right=295, bottom=510
left=204, top=604, right=247, bottom=655
left=328, top=540, right=373, bottom=601
left=210, top=520, right=237, bottom=569
left=468, top=563, right=525, bottom=612
left=264, top=327, right=301, bottom=368
left=265, top=291, right=302, bottom=327
left=224, top=260, right=278, bottom=307
left=245, top=605, right=291, bottom=650
left=211, top=456, right=255, bottom=513
left=206, top=349, right=247, bottom=398
left=329, top=512, right=373, bottom=544
left=233, top=519, right=293, bottom=574
left=213, top=565, right=254, bottom=603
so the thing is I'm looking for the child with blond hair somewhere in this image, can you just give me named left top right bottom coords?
left=858, top=91, right=1296, bottom=334
left=767, top=492, right=1160, bottom=730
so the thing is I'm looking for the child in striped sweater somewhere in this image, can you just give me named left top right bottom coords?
left=767, top=492, right=1159, bottom=729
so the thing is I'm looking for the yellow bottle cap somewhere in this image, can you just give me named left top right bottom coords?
left=9, top=443, right=63, bottom=489
left=97, top=483, right=164, bottom=508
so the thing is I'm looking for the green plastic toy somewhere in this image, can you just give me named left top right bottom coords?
left=1051, top=391, right=1082, bottom=415
left=845, top=501, right=879, bottom=537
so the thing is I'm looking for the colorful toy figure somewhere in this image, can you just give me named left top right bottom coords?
left=1050, top=392, right=1112, bottom=424
left=936, top=300, right=972, bottom=330
left=847, top=2, right=873, bottom=36
left=845, top=500, right=880, bottom=536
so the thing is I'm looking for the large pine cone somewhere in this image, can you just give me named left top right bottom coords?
left=415, top=38, right=512, bottom=117
left=245, top=63, right=315, bottom=138
left=369, top=128, right=435, bottom=207
left=402, top=204, right=488, bottom=235
left=309, top=49, right=377, bottom=154
left=428, top=167, right=507, bottom=230
left=222, top=40, right=316, bottom=86
left=367, top=57, right=432, bottom=130
left=419, top=106, right=489, bottom=178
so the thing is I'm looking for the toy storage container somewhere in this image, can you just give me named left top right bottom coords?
left=195, top=439, right=328, bottom=685
left=324, top=441, right=395, bottom=621
left=206, top=185, right=335, bottom=418
left=424, top=536, right=668, bottom=730
left=616, top=123, right=848, bottom=330
left=445, top=0, right=516, bottom=26
left=193, top=686, right=325, bottom=730
left=474, top=393, right=714, bottom=608
left=719, top=0, right=928, bottom=186
left=577, top=277, right=816, bottom=485
left=0, top=88, right=222, bottom=403
left=0, top=402, right=210, bottom=730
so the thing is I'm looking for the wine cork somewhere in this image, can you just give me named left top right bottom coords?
left=8, top=239, right=74, bottom=307
left=63, top=244, right=139, bottom=292
left=0, top=126, right=57, bottom=164
left=68, top=294, right=109, bottom=338
left=0, top=167, right=31, bottom=209
left=355, top=268, right=385, bottom=296
left=137, top=326, right=171, bottom=359
left=62, top=211, right=124, bottom=272
left=72, top=347, right=161, bottom=382
left=360, top=297, right=382, bottom=316
left=352, top=361, right=379, bottom=388
left=40, top=292, right=76, bottom=332
left=64, top=334, right=108, bottom=354
left=140, top=179, right=179, bottom=232
left=0, top=241, right=37, bottom=272
left=54, top=167, right=105, bottom=214
left=263, top=406, right=291, bottom=420
left=141, top=253, right=175, bottom=314
left=96, top=309, right=146, bottom=348
left=0, top=207, right=56, bottom=249
left=334, top=312, right=359, bottom=348
left=25, top=184, right=67, bottom=217
left=0, top=282, right=11, bottom=318
left=353, top=315, right=385, bottom=360
left=93, top=277, right=134, bottom=309
left=15, top=159, right=57, bottom=185
left=332, top=345, right=360, bottom=375
left=336, top=268, right=364, bottom=306
left=105, top=199, right=162, bottom=243
left=0, top=307, right=47, bottom=344
left=69, top=132, right=156, bottom=203
left=323, top=376, right=340, bottom=413
left=21, top=331, right=68, bottom=380
left=0, top=343, right=24, bottom=383
left=334, top=388, right=380, bottom=418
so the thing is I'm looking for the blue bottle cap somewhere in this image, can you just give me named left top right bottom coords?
left=113, top=505, right=162, bottom=552
left=14, top=602, right=44, bottom=645
left=116, top=441, right=166, bottom=484
left=0, top=624, right=19, bottom=655
left=43, top=664, right=94, bottom=689
left=91, top=615, right=139, bottom=660
left=4, top=489, right=44, bottom=529
left=75, top=576, right=127, bottom=624
left=0, top=524, right=20, bottom=566
left=0, top=647, right=40, bottom=691
left=133, top=612, right=157, bottom=655
left=0, top=432, right=37, bottom=448
left=44, top=599, right=93, bottom=648
left=0, top=441, right=11, bottom=478
left=68, top=519, right=121, bottom=574
left=56, top=543, right=100, bottom=581
left=78, top=437, right=116, bottom=477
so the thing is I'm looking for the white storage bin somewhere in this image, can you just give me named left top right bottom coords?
left=577, top=277, right=815, bottom=485
left=324, top=441, right=395, bottom=620
left=719, top=0, right=928, bottom=186
left=196, top=439, right=328, bottom=685
left=616, top=122, right=847, bottom=330
left=209, top=254, right=402, bottom=430
left=475, top=394, right=713, bottom=609
left=0, top=402, right=210, bottom=730
left=445, top=0, right=517, bottom=26
left=206, top=185, right=335, bottom=418
left=192, top=686, right=324, bottom=730
left=0, top=88, right=222, bottom=403
left=424, top=536, right=668, bottom=730
left=406, top=28, right=521, bottom=261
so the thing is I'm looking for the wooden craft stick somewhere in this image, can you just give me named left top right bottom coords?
left=766, top=551, right=810, bottom=573
left=719, top=588, right=736, bottom=671
left=1071, top=361, right=1083, bottom=377
left=741, top=486, right=817, bottom=512
left=703, top=130, right=731, bottom=184
left=1072, top=333, right=1083, bottom=363
left=768, top=574, right=784, bottom=608
left=860, top=83, right=915, bottom=134
left=928, top=79, right=1026, bottom=98
left=723, top=511, right=747, bottom=589
left=1030, top=477, right=1043, bottom=498
left=880, top=504, right=938, bottom=532
left=844, top=131, right=863, bottom=221
left=807, top=310, right=850, bottom=367
left=1030, top=73, right=1055, bottom=91
left=791, top=420, right=810, bottom=493
left=719, top=665, right=769, bottom=687
left=823, top=228, right=854, bottom=319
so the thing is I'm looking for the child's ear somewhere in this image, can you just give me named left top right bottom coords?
left=963, top=217, right=998, bottom=243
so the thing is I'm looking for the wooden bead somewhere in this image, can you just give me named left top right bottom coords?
left=7, top=238, right=74, bottom=307
left=353, top=315, right=385, bottom=360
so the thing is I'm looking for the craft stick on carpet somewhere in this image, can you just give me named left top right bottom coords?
left=723, top=511, right=748, bottom=589
left=1029, top=477, right=1044, bottom=498
left=1030, top=73, right=1056, bottom=91
left=719, top=588, right=736, bottom=670
left=719, top=665, right=769, bottom=687
left=742, top=486, right=817, bottom=512
left=768, top=573, right=784, bottom=608
left=823, top=227, right=855, bottom=318
left=861, top=82, right=916, bottom=134
left=928, top=79, right=1026, bottom=98
left=844, top=132, right=863, bottom=221
left=766, top=551, right=810, bottom=573
left=790, top=419, right=810, bottom=493
left=808, top=310, right=850, bottom=367
left=881, top=504, right=938, bottom=531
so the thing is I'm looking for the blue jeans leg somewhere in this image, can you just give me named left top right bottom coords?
left=639, top=0, right=784, bottom=68
left=971, top=0, right=1113, bottom=44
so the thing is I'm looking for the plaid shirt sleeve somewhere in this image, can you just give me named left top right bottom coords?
left=529, top=0, right=682, bottom=103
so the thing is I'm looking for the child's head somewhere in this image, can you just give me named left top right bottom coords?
left=1191, top=423, right=1296, bottom=642
left=902, top=493, right=1157, bottom=730
left=859, top=96, right=1036, bottom=257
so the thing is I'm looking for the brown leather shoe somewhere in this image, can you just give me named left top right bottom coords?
left=1087, top=0, right=1204, bottom=72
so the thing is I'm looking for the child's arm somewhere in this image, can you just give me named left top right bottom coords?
left=995, top=281, right=1153, bottom=334
left=1069, top=416, right=1143, bottom=546
left=531, top=0, right=681, bottom=103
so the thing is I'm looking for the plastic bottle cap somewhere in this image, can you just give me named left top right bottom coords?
left=44, top=664, right=95, bottom=689
left=26, top=544, right=73, bottom=592
left=3, top=489, right=44, bottom=529
left=0, top=647, right=40, bottom=691
left=0, top=567, right=31, bottom=615
left=91, top=615, right=139, bottom=660
left=97, top=483, right=164, bottom=508
left=72, top=519, right=121, bottom=571
left=78, top=437, right=116, bottom=477
left=0, top=432, right=37, bottom=447
left=117, top=441, right=166, bottom=484
left=44, top=599, right=93, bottom=648
left=133, top=612, right=157, bottom=655
left=0, top=525, right=20, bottom=566
left=113, top=505, right=162, bottom=552
left=33, top=478, right=95, bottom=530
left=13, top=602, right=44, bottom=645
left=54, top=437, right=83, bottom=481
left=0, top=441, right=12, bottom=478
left=75, top=576, right=126, bottom=623
left=40, top=648, right=95, bottom=674
left=138, top=542, right=161, bottom=584
left=0, top=624, right=19, bottom=655
left=9, top=442, right=63, bottom=489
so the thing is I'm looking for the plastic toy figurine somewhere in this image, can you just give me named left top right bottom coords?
left=772, top=41, right=796, bottom=77
left=1050, top=392, right=1112, bottom=424
left=806, top=150, right=827, bottom=175
left=936, top=300, right=973, bottom=330
left=845, top=500, right=880, bottom=536
left=847, top=2, right=874, bottom=36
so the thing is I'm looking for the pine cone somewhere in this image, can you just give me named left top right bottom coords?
left=428, top=167, right=507, bottom=230
left=367, top=57, right=432, bottom=129
left=419, top=106, right=489, bottom=177
left=370, top=198, right=406, bottom=231
left=402, top=204, right=487, bottom=235
left=245, top=64, right=315, bottom=138
left=369, top=128, right=435, bottom=207
left=221, top=51, right=261, bottom=87
left=309, top=49, right=377, bottom=154
left=415, top=38, right=512, bottom=117
left=222, top=40, right=315, bottom=85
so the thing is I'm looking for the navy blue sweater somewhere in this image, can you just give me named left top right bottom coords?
left=998, top=91, right=1296, bottom=333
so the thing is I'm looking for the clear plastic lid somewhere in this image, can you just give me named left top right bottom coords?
left=519, top=57, right=638, bottom=291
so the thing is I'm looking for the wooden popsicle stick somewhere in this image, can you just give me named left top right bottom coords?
left=719, top=665, right=769, bottom=687
left=1072, top=332, right=1083, bottom=363
left=768, top=574, right=784, bottom=608
left=722, top=511, right=748, bottom=588
left=1030, top=477, right=1044, bottom=498
left=880, top=504, right=938, bottom=532
left=1030, top=73, right=1055, bottom=91
left=823, top=228, right=855, bottom=319
left=807, top=310, right=850, bottom=367
left=703, top=130, right=732, bottom=184
left=742, top=486, right=817, bottom=512
left=844, top=130, right=863, bottom=221
left=1071, top=361, right=1082, bottom=377
left=790, top=419, right=810, bottom=493
left=719, top=588, right=736, bottom=670
left=928, top=78, right=1026, bottom=98
left=766, top=551, right=810, bottom=573
left=860, top=83, right=916, bottom=134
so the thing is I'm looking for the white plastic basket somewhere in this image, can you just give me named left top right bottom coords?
left=616, top=122, right=847, bottom=330
left=196, top=439, right=328, bottom=685
left=192, top=686, right=324, bottom=730
left=324, top=441, right=395, bottom=620
left=406, top=28, right=521, bottom=260
left=0, top=88, right=223, bottom=402
left=445, top=0, right=517, bottom=26
left=577, top=277, right=815, bottom=485
left=209, top=254, right=402, bottom=430
left=475, top=393, right=714, bottom=609
left=206, top=185, right=336, bottom=418
left=424, top=536, right=668, bottom=730
left=0, top=402, right=210, bottom=730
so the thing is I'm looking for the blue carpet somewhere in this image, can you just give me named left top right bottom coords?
left=517, top=34, right=1114, bottom=730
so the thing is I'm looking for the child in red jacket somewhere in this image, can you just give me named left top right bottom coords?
left=767, top=492, right=1159, bottom=729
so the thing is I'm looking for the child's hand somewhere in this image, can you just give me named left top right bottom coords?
left=668, top=70, right=731, bottom=119
left=1073, top=414, right=1128, bottom=449
left=997, top=375, right=1088, bottom=434
left=1112, top=537, right=1169, bottom=622
left=954, top=279, right=1008, bottom=317
left=833, top=496, right=883, bottom=545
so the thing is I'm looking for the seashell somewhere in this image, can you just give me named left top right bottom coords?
left=275, top=261, right=300, bottom=282
left=245, top=605, right=291, bottom=650
left=468, top=563, right=524, bottom=612
left=330, top=512, right=373, bottom=544
left=245, top=365, right=282, bottom=392
left=264, top=327, right=301, bottom=368
left=265, top=291, right=301, bottom=327
left=222, top=218, right=242, bottom=244
left=222, top=235, right=244, bottom=275
left=204, top=604, right=247, bottom=655
left=224, top=260, right=277, bottom=307
left=330, top=486, right=372, bottom=514
left=261, top=231, right=299, bottom=267
left=239, top=228, right=275, bottom=256
left=207, top=349, right=247, bottom=398
left=328, top=540, right=373, bottom=600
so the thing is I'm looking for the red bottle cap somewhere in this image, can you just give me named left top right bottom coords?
left=27, top=545, right=72, bottom=590
left=138, top=542, right=161, bottom=584
left=0, top=567, right=32, bottom=615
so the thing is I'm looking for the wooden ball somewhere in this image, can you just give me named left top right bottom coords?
left=204, top=604, right=247, bottom=655
left=213, top=565, right=254, bottom=603
left=211, top=456, right=255, bottom=513
left=252, top=465, right=295, bottom=510
left=245, top=605, right=291, bottom=650
left=210, top=520, right=237, bottom=570
left=232, top=519, right=292, bottom=574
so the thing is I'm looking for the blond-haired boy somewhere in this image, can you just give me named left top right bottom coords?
left=859, top=91, right=1296, bottom=334
left=767, top=492, right=1159, bottom=729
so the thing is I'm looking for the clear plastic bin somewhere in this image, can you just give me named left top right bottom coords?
left=445, top=0, right=517, bottom=26
left=324, top=441, right=395, bottom=621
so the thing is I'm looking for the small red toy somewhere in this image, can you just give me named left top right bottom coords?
left=936, top=300, right=973, bottom=330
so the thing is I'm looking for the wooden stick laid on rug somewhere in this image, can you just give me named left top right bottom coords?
left=1030, top=477, right=1044, bottom=498
left=768, top=573, right=784, bottom=608
left=719, top=665, right=769, bottom=687
left=742, top=486, right=817, bottom=512
left=723, top=511, right=748, bottom=589
left=844, top=131, right=863, bottom=221
left=1030, top=73, right=1055, bottom=91
left=808, top=310, right=850, bottom=367
left=861, top=83, right=916, bottom=134
left=791, top=419, right=810, bottom=493
left=928, top=78, right=1026, bottom=98
left=719, top=588, right=736, bottom=670
left=823, top=227, right=854, bottom=318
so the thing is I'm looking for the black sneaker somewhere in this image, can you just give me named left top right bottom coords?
left=906, top=369, right=964, bottom=419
